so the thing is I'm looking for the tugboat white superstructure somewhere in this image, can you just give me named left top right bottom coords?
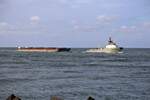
left=86, top=37, right=123, bottom=53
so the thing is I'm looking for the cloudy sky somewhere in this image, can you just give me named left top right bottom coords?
left=0, top=0, right=150, bottom=47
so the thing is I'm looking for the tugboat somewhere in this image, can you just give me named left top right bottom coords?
left=86, top=37, right=123, bottom=53
left=17, top=47, right=71, bottom=52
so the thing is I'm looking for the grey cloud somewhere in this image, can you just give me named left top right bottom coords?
left=116, top=21, right=150, bottom=34
left=96, top=15, right=118, bottom=25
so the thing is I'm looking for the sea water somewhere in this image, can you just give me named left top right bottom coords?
left=0, top=48, right=150, bottom=100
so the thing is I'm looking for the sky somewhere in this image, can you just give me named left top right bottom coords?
left=0, top=0, right=150, bottom=48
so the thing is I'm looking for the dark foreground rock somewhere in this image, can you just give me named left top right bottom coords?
left=50, top=96, right=63, bottom=100
left=6, top=94, right=21, bottom=100
left=6, top=94, right=95, bottom=100
left=87, top=96, right=95, bottom=100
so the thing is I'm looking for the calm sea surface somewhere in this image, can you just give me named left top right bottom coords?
left=0, top=48, right=150, bottom=100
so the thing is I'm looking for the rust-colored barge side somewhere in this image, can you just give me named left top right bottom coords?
left=17, top=47, right=71, bottom=52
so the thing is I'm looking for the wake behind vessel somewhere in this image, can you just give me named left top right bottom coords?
left=86, top=37, right=123, bottom=53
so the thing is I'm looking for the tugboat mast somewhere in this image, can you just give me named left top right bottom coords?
left=108, top=37, right=114, bottom=44
left=108, top=37, right=113, bottom=43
